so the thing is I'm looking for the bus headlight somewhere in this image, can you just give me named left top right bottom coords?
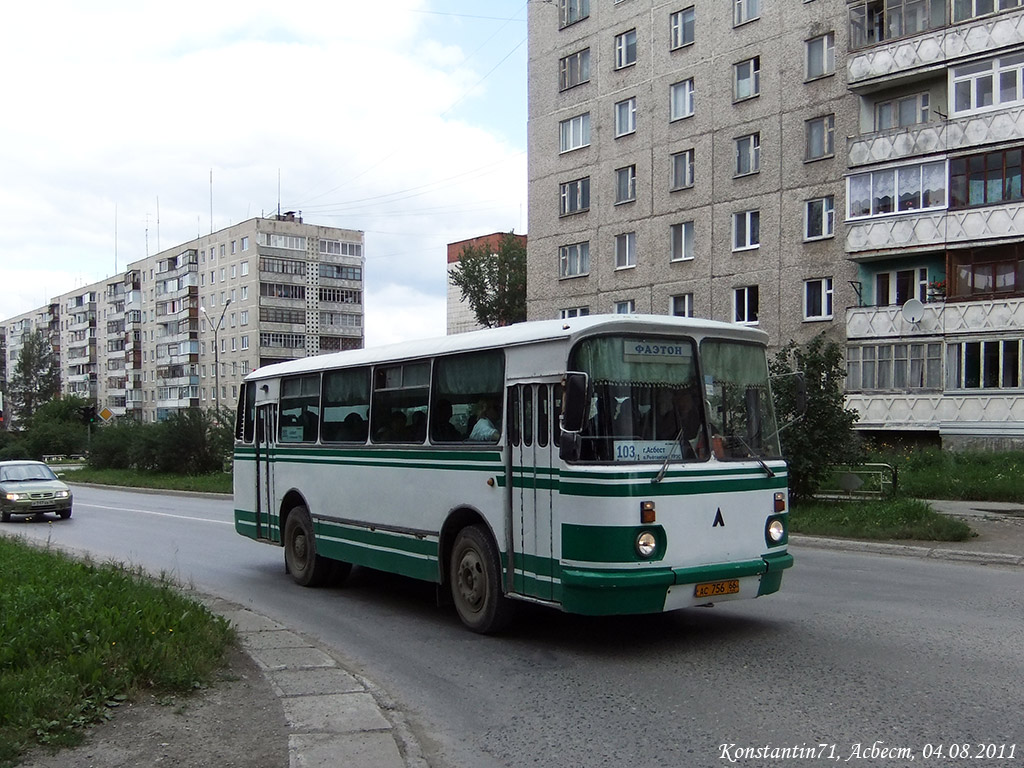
left=767, top=519, right=785, bottom=542
left=636, top=531, right=657, bottom=558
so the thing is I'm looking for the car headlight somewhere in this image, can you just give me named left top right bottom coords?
left=55, top=490, right=70, bottom=499
left=6, top=492, right=27, bottom=501
left=635, top=531, right=658, bottom=558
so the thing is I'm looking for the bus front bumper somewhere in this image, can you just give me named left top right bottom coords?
left=559, top=550, right=793, bottom=616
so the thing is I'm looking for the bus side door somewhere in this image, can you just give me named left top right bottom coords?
left=254, top=403, right=278, bottom=542
left=507, top=382, right=556, bottom=602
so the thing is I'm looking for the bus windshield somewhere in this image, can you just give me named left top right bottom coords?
left=701, top=339, right=782, bottom=461
left=568, top=334, right=781, bottom=464
left=570, top=335, right=706, bottom=463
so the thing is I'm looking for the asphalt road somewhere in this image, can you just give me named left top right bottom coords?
left=8, top=485, right=1024, bottom=767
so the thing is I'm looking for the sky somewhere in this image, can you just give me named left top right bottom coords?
left=0, top=0, right=528, bottom=346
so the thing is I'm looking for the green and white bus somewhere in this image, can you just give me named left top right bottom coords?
left=233, top=315, right=793, bottom=633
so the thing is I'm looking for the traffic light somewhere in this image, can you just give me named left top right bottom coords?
left=78, top=405, right=98, bottom=424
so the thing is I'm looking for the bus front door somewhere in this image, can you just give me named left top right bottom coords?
left=507, top=383, right=556, bottom=602
left=254, top=403, right=277, bottom=542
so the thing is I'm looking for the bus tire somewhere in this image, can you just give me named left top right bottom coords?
left=450, top=524, right=514, bottom=634
left=284, top=505, right=332, bottom=587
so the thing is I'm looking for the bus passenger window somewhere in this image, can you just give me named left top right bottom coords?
left=538, top=386, right=550, bottom=448
left=322, top=368, right=370, bottom=443
left=430, top=350, right=505, bottom=444
left=279, top=374, right=321, bottom=443
left=372, top=362, right=429, bottom=443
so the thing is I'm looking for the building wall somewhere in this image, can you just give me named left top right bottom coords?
left=526, top=0, right=857, bottom=347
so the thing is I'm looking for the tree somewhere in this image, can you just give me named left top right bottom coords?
left=9, top=329, right=61, bottom=422
left=770, top=333, right=864, bottom=500
left=448, top=232, right=527, bottom=328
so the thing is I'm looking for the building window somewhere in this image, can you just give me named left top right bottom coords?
left=559, top=113, right=591, bottom=152
left=734, top=0, right=760, bottom=25
left=804, top=278, right=834, bottom=320
left=875, top=93, right=930, bottom=131
left=560, top=0, right=589, bottom=27
left=952, top=0, right=1022, bottom=24
left=670, top=7, right=695, bottom=49
left=847, top=342, right=943, bottom=391
left=615, top=232, right=637, bottom=269
left=950, top=148, right=1024, bottom=209
left=241, top=286, right=248, bottom=300
left=560, top=177, right=591, bottom=216
left=670, top=294, right=694, bottom=317
left=806, top=32, right=835, bottom=80
left=735, top=132, right=760, bottom=176
left=559, top=242, right=590, bottom=278
left=560, top=307, right=591, bottom=319
left=671, top=149, right=695, bottom=190
left=849, top=0, right=945, bottom=49
left=806, top=114, right=835, bottom=160
left=560, top=48, right=590, bottom=91
left=875, top=268, right=928, bottom=306
left=734, top=57, right=760, bottom=101
left=947, top=339, right=1023, bottom=390
left=732, top=210, right=760, bottom=251
left=952, top=55, right=1024, bottom=117
left=615, top=29, right=638, bottom=69
left=615, top=165, right=637, bottom=203
left=615, top=97, right=637, bottom=137
left=733, top=286, right=759, bottom=324
left=615, top=299, right=636, bottom=314
left=805, top=196, right=835, bottom=240
left=848, top=161, right=947, bottom=218
left=670, top=221, right=695, bottom=261
left=241, top=236, right=249, bottom=251
left=670, top=78, right=695, bottom=120
left=949, top=244, right=1024, bottom=298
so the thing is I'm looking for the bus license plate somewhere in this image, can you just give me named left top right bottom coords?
left=695, top=579, right=740, bottom=598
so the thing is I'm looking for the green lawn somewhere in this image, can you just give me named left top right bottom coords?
left=790, top=497, right=973, bottom=541
left=0, top=537, right=234, bottom=767
left=62, top=467, right=231, bottom=495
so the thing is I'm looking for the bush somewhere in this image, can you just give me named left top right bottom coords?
left=88, top=409, right=232, bottom=476
left=770, top=334, right=864, bottom=500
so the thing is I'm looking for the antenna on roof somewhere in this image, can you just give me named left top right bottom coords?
left=157, top=196, right=161, bottom=253
left=278, top=168, right=281, bottom=219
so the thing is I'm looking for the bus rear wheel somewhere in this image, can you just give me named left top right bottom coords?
left=284, top=505, right=332, bottom=587
left=449, top=524, right=514, bottom=634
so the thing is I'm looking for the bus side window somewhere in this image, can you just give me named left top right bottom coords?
left=236, top=382, right=256, bottom=443
left=279, top=374, right=321, bottom=443
left=523, top=385, right=534, bottom=447
left=372, top=362, right=430, bottom=443
left=322, top=368, right=370, bottom=443
left=430, top=349, right=505, bottom=444
left=538, top=385, right=550, bottom=448
left=507, top=387, right=521, bottom=447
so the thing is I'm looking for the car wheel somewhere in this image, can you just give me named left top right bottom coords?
left=283, top=505, right=332, bottom=587
left=58, top=508, right=72, bottom=520
left=1, top=511, right=10, bottom=523
left=449, top=524, right=515, bottom=634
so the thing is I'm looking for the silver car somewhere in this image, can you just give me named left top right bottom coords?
left=0, top=461, right=73, bottom=522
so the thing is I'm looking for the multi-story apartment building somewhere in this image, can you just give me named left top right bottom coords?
left=2, top=214, right=365, bottom=424
left=527, top=0, right=1024, bottom=448
left=446, top=232, right=528, bottom=334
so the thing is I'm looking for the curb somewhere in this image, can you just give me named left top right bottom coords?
left=201, top=596, right=429, bottom=768
left=790, top=534, right=1024, bottom=568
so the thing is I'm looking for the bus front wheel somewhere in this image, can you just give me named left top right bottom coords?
left=449, top=525, right=514, bottom=634
left=284, top=505, right=332, bottom=587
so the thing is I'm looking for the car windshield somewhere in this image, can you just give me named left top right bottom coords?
left=0, top=464, right=58, bottom=482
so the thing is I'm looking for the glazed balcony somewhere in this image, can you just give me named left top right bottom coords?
left=847, top=202, right=1024, bottom=255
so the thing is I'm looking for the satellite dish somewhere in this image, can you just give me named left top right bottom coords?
left=901, top=298, right=924, bottom=324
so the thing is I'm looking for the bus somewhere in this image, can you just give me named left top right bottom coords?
left=233, top=315, right=793, bottom=633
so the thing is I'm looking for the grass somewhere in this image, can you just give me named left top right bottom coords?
left=61, top=467, right=231, bottom=495
left=790, top=497, right=974, bottom=541
left=0, top=537, right=234, bottom=767
left=868, top=448, right=1024, bottom=503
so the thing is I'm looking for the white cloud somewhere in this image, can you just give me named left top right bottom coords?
left=0, top=0, right=527, bottom=338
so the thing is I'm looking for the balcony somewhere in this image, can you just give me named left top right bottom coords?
left=847, top=203, right=1024, bottom=256
left=848, top=105, right=1024, bottom=167
left=848, top=10, right=1024, bottom=88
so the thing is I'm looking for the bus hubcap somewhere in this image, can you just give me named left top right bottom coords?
left=457, top=550, right=485, bottom=609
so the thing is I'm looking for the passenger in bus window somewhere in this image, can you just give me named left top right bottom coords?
left=650, top=386, right=706, bottom=459
left=432, top=399, right=464, bottom=442
left=468, top=399, right=500, bottom=442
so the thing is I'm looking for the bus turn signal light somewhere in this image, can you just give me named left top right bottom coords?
left=640, top=500, right=656, bottom=524
left=774, top=492, right=786, bottom=513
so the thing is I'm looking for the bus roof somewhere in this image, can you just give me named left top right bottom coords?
left=244, top=314, right=769, bottom=382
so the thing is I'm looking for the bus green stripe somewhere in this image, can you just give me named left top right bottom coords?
left=562, top=523, right=666, bottom=563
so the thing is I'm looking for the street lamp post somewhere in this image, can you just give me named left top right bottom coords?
left=201, top=299, right=231, bottom=419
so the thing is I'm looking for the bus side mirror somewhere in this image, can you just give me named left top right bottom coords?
left=559, top=371, right=589, bottom=462
left=561, top=372, right=589, bottom=433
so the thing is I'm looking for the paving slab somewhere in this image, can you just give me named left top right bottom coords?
left=289, top=732, right=405, bottom=768
left=281, top=692, right=393, bottom=733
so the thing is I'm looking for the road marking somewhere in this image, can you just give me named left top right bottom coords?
left=78, top=503, right=233, bottom=526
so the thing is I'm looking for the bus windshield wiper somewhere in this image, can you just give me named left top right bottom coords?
left=732, top=434, right=775, bottom=478
left=652, top=425, right=686, bottom=484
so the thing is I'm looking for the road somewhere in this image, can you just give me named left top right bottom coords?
left=7, top=485, right=1024, bottom=767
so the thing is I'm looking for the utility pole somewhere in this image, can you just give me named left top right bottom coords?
left=201, top=299, right=231, bottom=421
